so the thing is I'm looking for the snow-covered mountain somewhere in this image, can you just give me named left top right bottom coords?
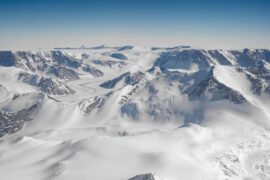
left=0, top=47, right=270, bottom=180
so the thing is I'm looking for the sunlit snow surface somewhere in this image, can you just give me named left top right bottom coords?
left=0, top=47, right=270, bottom=180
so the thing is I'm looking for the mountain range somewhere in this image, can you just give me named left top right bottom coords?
left=0, top=46, right=270, bottom=180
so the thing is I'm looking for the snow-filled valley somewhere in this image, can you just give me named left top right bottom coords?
left=0, top=46, right=270, bottom=180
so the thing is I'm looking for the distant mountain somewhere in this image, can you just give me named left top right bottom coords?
left=110, top=53, right=128, bottom=60
left=100, top=71, right=145, bottom=89
left=187, top=67, right=246, bottom=104
left=117, top=45, right=133, bottom=51
left=18, top=72, right=75, bottom=95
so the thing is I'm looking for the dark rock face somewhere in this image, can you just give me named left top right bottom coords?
left=47, top=66, right=80, bottom=80
left=128, top=173, right=155, bottom=180
left=241, top=67, right=270, bottom=96
left=230, top=49, right=270, bottom=68
left=79, top=92, right=112, bottom=114
left=38, top=78, right=75, bottom=95
left=14, top=51, right=49, bottom=72
left=245, top=73, right=265, bottom=95
left=100, top=72, right=145, bottom=89
left=0, top=104, right=39, bottom=137
left=0, top=51, right=83, bottom=79
left=100, top=72, right=130, bottom=89
left=188, top=68, right=246, bottom=104
left=80, top=96, right=106, bottom=114
left=230, top=50, right=256, bottom=68
left=155, top=49, right=270, bottom=71
left=18, top=72, right=40, bottom=86
left=155, top=49, right=211, bottom=70
left=111, top=53, right=128, bottom=60
left=121, top=102, right=140, bottom=119
left=0, top=51, right=16, bottom=67
left=82, top=65, right=103, bottom=77
left=81, top=53, right=90, bottom=59
left=208, top=50, right=232, bottom=65
left=125, top=72, right=145, bottom=85
left=92, top=60, right=127, bottom=68
left=18, top=72, right=75, bottom=95
left=118, top=46, right=133, bottom=51
left=51, top=51, right=81, bottom=68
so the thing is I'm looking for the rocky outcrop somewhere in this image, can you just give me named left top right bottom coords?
left=111, top=53, right=128, bottom=60
left=51, top=51, right=81, bottom=68
left=18, top=72, right=75, bottom=95
left=155, top=49, right=212, bottom=70
left=118, top=45, right=133, bottom=51
left=82, top=65, right=103, bottom=77
left=47, top=66, right=80, bottom=80
left=0, top=51, right=17, bottom=67
left=121, top=102, right=140, bottom=119
left=92, top=60, right=127, bottom=68
left=188, top=68, right=246, bottom=104
left=100, top=71, right=145, bottom=89
left=0, top=103, right=39, bottom=137
left=128, top=173, right=156, bottom=180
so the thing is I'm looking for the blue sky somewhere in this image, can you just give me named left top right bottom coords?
left=0, top=0, right=269, bottom=50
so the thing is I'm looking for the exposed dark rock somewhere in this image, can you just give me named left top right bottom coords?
left=128, top=173, right=155, bottom=180
left=155, top=49, right=211, bottom=70
left=100, top=72, right=130, bottom=89
left=47, top=66, right=79, bottom=80
left=118, top=46, right=133, bottom=51
left=82, top=65, right=103, bottom=77
left=100, top=71, right=145, bottom=89
left=79, top=92, right=112, bottom=114
left=51, top=51, right=81, bottom=68
left=208, top=50, right=232, bottom=65
left=18, top=72, right=75, bottom=95
left=125, top=72, right=145, bottom=85
left=230, top=49, right=270, bottom=68
left=38, top=78, right=75, bottom=95
left=0, top=51, right=16, bottom=67
left=80, top=97, right=106, bottom=114
left=111, top=53, right=128, bottom=60
left=188, top=68, right=246, bottom=104
left=0, top=103, right=40, bottom=137
left=121, top=102, right=140, bottom=120
left=81, top=53, right=90, bottom=59
left=92, top=60, right=127, bottom=68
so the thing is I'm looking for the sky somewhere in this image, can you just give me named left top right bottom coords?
left=0, top=0, right=269, bottom=50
